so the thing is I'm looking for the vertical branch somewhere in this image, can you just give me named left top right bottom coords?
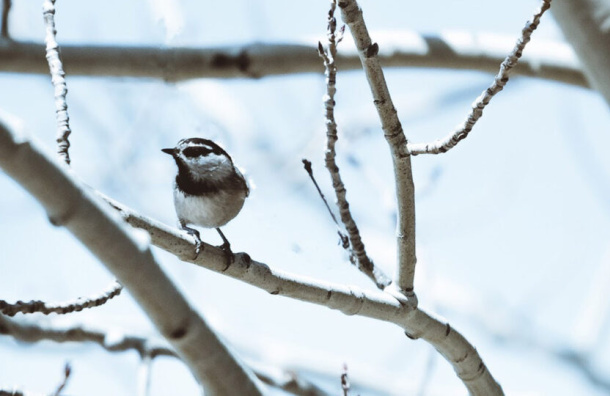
left=1, top=0, right=11, bottom=39
left=319, top=0, right=391, bottom=289
left=337, top=0, right=417, bottom=294
left=43, top=0, right=71, bottom=166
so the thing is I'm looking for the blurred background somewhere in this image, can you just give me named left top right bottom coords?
left=1, top=0, right=610, bottom=394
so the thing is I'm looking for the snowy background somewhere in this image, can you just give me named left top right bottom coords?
left=1, top=0, right=610, bottom=394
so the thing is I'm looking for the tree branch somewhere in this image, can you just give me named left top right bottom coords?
left=42, top=0, right=71, bottom=165
left=0, top=280, right=122, bottom=316
left=0, top=114, right=265, bottom=396
left=407, top=0, right=552, bottom=155
left=101, top=195, right=503, bottom=395
left=0, top=37, right=585, bottom=86
left=337, top=0, right=417, bottom=295
left=552, top=0, right=610, bottom=105
left=1, top=0, right=10, bottom=39
left=318, top=2, right=391, bottom=289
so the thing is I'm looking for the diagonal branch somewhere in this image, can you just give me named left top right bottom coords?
left=102, top=196, right=503, bottom=395
left=337, top=0, right=417, bottom=294
left=318, top=1, right=391, bottom=290
left=407, top=0, right=552, bottom=155
left=0, top=280, right=122, bottom=316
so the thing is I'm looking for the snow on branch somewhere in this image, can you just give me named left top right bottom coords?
left=0, top=115, right=265, bottom=396
left=0, top=280, right=122, bottom=316
left=407, top=0, right=552, bottom=156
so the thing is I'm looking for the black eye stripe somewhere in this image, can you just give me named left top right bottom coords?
left=183, top=146, right=213, bottom=158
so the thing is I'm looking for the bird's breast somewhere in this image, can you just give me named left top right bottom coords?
left=173, top=188, right=247, bottom=228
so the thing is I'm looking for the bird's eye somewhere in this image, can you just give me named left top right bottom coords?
left=183, top=146, right=212, bottom=158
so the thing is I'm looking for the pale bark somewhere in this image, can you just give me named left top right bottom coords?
left=552, top=0, right=610, bottom=105
left=0, top=36, right=585, bottom=86
left=105, top=196, right=503, bottom=395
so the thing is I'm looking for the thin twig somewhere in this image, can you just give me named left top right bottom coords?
left=42, top=0, right=71, bottom=165
left=0, top=280, right=123, bottom=316
left=137, top=355, right=153, bottom=396
left=0, top=315, right=328, bottom=396
left=318, top=1, right=391, bottom=290
left=51, top=363, right=71, bottom=396
left=1, top=0, right=11, bottom=39
left=407, top=0, right=552, bottom=155
left=302, top=159, right=350, bottom=249
left=341, top=364, right=350, bottom=396
left=338, top=0, right=417, bottom=294
left=0, top=314, right=177, bottom=358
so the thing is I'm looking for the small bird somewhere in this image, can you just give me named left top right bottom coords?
left=162, top=138, right=249, bottom=262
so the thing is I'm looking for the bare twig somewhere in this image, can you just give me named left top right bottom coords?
left=0, top=315, right=329, bottom=396
left=407, top=0, right=552, bottom=155
left=42, top=0, right=71, bottom=165
left=0, top=314, right=177, bottom=359
left=50, top=363, right=71, bottom=396
left=1, top=0, right=10, bottom=39
left=341, top=364, right=350, bottom=396
left=253, top=367, right=331, bottom=396
left=338, top=0, right=417, bottom=294
left=318, top=1, right=391, bottom=290
left=137, top=355, right=153, bottom=396
left=0, top=280, right=123, bottom=317
left=302, top=159, right=350, bottom=249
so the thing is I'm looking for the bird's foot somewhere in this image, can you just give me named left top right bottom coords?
left=218, top=240, right=234, bottom=269
left=216, top=228, right=234, bottom=269
left=182, top=225, right=203, bottom=259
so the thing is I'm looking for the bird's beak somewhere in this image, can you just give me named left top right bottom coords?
left=161, top=148, right=176, bottom=156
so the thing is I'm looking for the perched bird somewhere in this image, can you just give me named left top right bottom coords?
left=162, top=138, right=249, bottom=261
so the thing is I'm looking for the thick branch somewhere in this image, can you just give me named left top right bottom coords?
left=0, top=115, right=265, bottom=396
left=104, top=197, right=503, bottom=394
left=338, top=0, right=417, bottom=293
left=0, top=37, right=585, bottom=86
